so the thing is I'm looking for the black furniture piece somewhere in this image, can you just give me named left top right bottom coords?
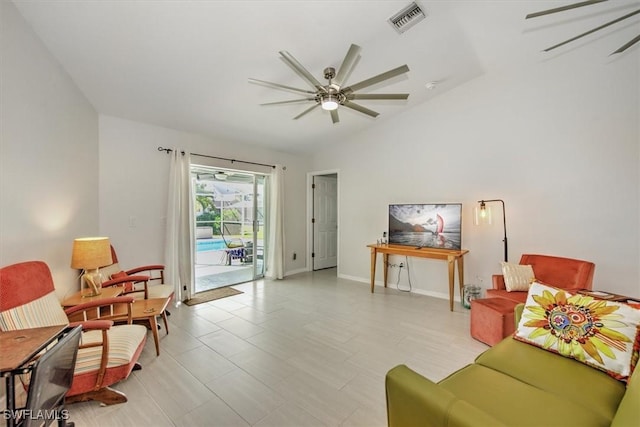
left=2, top=326, right=81, bottom=427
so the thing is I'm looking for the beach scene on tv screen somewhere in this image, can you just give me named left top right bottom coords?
left=388, top=204, right=462, bottom=250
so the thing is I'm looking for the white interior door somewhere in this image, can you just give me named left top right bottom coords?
left=313, top=174, right=337, bottom=270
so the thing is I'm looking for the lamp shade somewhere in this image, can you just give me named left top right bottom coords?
left=474, top=204, right=492, bottom=225
left=71, top=237, right=112, bottom=269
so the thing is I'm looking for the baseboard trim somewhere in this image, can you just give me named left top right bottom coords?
left=336, top=272, right=460, bottom=302
left=284, top=267, right=308, bottom=277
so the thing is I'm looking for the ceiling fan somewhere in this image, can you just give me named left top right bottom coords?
left=526, top=0, right=640, bottom=55
left=249, top=44, right=410, bottom=124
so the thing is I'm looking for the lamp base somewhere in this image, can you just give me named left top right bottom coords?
left=81, top=269, right=103, bottom=297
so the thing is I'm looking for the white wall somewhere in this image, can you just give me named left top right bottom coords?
left=0, top=0, right=99, bottom=299
left=313, top=47, right=640, bottom=299
left=2, top=0, right=312, bottom=298
left=5, top=0, right=638, bottom=303
left=98, top=115, right=311, bottom=275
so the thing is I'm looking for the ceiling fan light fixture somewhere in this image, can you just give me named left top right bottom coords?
left=250, top=43, right=410, bottom=123
left=321, top=94, right=339, bottom=111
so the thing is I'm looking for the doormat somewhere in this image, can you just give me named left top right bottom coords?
left=183, top=287, right=243, bottom=306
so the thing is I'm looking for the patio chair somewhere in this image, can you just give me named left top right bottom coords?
left=0, top=261, right=147, bottom=405
left=221, top=224, right=249, bottom=265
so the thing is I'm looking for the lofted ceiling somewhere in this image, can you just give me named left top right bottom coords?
left=12, top=0, right=640, bottom=154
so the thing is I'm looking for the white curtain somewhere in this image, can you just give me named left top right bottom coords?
left=266, top=165, right=285, bottom=279
left=164, top=149, right=194, bottom=305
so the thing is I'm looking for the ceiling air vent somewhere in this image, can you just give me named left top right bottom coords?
left=389, top=2, right=426, bottom=34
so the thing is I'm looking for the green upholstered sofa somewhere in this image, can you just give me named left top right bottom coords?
left=386, top=314, right=639, bottom=427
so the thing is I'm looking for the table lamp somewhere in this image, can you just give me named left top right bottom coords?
left=71, top=237, right=113, bottom=297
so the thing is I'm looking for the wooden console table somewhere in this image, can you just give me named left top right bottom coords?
left=368, top=244, right=469, bottom=311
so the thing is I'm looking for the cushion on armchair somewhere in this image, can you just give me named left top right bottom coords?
left=0, top=292, right=69, bottom=329
left=110, top=270, right=134, bottom=292
left=74, top=327, right=147, bottom=374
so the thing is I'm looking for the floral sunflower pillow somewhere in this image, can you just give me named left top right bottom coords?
left=514, top=281, right=640, bottom=382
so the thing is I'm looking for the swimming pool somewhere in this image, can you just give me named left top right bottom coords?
left=196, top=239, right=227, bottom=252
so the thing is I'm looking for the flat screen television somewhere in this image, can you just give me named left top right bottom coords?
left=388, top=203, right=462, bottom=250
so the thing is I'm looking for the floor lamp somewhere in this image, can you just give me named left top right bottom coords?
left=475, top=199, right=508, bottom=262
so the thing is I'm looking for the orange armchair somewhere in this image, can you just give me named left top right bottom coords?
left=0, top=261, right=147, bottom=405
left=489, top=254, right=595, bottom=304
left=100, top=246, right=174, bottom=303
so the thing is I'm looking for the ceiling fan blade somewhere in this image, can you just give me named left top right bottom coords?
left=333, top=44, right=361, bottom=87
left=279, top=50, right=325, bottom=91
left=330, top=109, right=340, bottom=124
left=543, top=8, right=640, bottom=52
left=342, top=101, right=379, bottom=118
left=348, top=93, right=409, bottom=100
left=260, top=98, right=316, bottom=106
left=526, top=0, right=608, bottom=19
left=612, top=34, right=640, bottom=54
left=248, top=78, right=316, bottom=95
left=293, top=103, right=320, bottom=120
left=344, top=65, right=410, bottom=93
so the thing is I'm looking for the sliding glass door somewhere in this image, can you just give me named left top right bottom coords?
left=191, top=166, right=265, bottom=293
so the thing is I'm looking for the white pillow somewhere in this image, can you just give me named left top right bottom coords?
left=501, top=262, right=535, bottom=292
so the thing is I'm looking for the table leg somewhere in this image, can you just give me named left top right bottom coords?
left=447, top=256, right=455, bottom=311
left=383, top=254, right=389, bottom=288
left=149, top=315, right=160, bottom=356
left=457, top=255, right=465, bottom=303
left=370, top=248, right=377, bottom=293
left=5, top=375, right=15, bottom=427
left=162, top=312, right=169, bottom=334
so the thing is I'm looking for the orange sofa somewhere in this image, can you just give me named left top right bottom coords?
left=488, top=254, right=595, bottom=304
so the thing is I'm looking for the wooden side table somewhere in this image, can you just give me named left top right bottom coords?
left=577, top=289, right=640, bottom=304
left=60, top=286, right=124, bottom=307
left=66, top=297, right=171, bottom=356
left=125, top=298, right=171, bottom=356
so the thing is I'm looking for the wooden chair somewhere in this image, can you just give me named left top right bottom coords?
left=0, top=261, right=147, bottom=405
left=100, top=245, right=175, bottom=303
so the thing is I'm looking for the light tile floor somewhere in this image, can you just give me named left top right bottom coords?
left=66, top=268, right=488, bottom=426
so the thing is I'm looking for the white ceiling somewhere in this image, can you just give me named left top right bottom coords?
left=13, top=0, right=640, bottom=154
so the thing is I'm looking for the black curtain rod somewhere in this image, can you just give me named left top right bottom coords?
left=158, top=146, right=276, bottom=169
